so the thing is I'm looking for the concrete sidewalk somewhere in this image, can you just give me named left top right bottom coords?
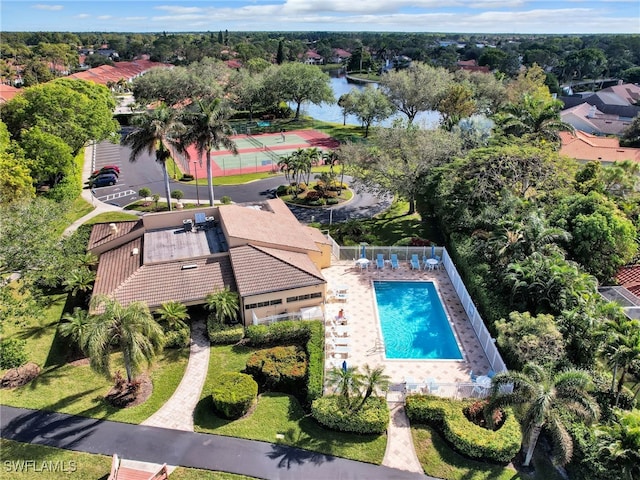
left=1, top=405, right=430, bottom=480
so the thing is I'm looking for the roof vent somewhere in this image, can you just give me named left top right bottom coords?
left=109, top=223, right=118, bottom=234
left=131, top=248, right=139, bottom=256
left=587, top=105, right=597, bottom=118
left=181, top=264, right=198, bottom=270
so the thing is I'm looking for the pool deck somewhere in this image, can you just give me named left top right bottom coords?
left=322, top=261, right=492, bottom=395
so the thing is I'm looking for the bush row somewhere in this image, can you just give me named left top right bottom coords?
left=311, top=396, right=389, bottom=434
left=211, top=372, right=258, bottom=419
left=405, top=395, right=521, bottom=463
left=245, top=345, right=307, bottom=393
left=304, top=320, right=324, bottom=405
left=207, top=315, right=244, bottom=344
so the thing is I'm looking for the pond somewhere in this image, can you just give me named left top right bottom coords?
left=295, top=74, right=440, bottom=128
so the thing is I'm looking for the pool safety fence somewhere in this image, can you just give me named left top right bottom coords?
left=334, top=245, right=508, bottom=376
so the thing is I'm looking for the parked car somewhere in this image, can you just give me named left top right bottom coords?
left=102, top=165, right=121, bottom=174
left=91, top=167, right=119, bottom=177
left=89, top=173, right=118, bottom=187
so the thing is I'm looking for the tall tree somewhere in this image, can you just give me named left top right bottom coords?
left=356, top=364, right=390, bottom=411
left=380, top=63, right=453, bottom=124
left=487, top=364, right=599, bottom=467
left=599, top=317, right=640, bottom=406
left=326, top=365, right=363, bottom=409
left=86, top=295, right=165, bottom=383
left=180, top=98, right=238, bottom=206
left=122, top=103, right=185, bottom=212
left=265, top=63, right=334, bottom=119
left=343, top=125, right=461, bottom=214
left=340, top=85, right=395, bottom=137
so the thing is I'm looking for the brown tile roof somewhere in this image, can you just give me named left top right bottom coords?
left=601, top=83, right=640, bottom=105
left=68, top=60, right=171, bottom=86
left=616, top=265, right=640, bottom=288
left=93, top=237, right=143, bottom=297
left=305, top=225, right=331, bottom=245
left=562, top=103, right=632, bottom=136
left=0, top=84, right=20, bottom=103
left=229, top=245, right=325, bottom=297
left=94, top=239, right=236, bottom=308
left=219, top=201, right=319, bottom=253
left=560, top=130, right=640, bottom=163
left=88, top=221, right=142, bottom=251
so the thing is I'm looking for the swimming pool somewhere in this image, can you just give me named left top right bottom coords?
left=373, top=281, right=463, bottom=360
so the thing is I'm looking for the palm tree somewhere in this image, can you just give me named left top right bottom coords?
left=326, top=365, right=363, bottom=409
left=599, top=317, right=640, bottom=406
left=62, top=267, right=96, bottom=297
left=356, top=364, right=390, bottom=411
left=596, top=410, right=640, bottom=480
left=59, top=307, right=90, bottom=353
left=205, top=287, right=239, bottom=324
left=86, top=295, right=165, bottom=383
left=497, top=95, right=574, bottom=145
left=155, top=300, right=190, bottom=330
left=122, top=103, right=185, bottom=212
left=181, top=98, right=238, bottom=206
left=487, top=363, right=599, bottom=467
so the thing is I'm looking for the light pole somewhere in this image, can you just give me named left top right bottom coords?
left=193, top=162, right=200, bottom=206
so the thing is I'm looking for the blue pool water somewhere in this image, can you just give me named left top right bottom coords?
left=373, top=281, right=463, bottom=360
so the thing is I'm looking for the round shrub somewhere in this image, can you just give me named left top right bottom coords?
left=311, top=395, right=389, bottom=434
left=220, top=195, right=232, bottom=205
left=211, top=373, right=258, bottom=419
left=164, top=328, right=190, bottom=348
left=326, top=198, right=339, bottom=205
left=245, top=345, right=307, bottom=393
left=0, top=338, right=28, bottom=369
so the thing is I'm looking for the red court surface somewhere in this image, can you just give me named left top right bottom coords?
left=180, top=129, right=340, bottom=178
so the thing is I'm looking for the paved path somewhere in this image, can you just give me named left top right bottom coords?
left=142, top=318, right=210, bottom=431
left=383, top=402, right=424, bottom=474
left=1, top=406, right=430, bottom=480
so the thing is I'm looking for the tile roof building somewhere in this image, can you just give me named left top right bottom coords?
left=88, top=199, right=331, bottom=324
left=560, top=130, right=640, bottom=163
left=561, top=103, right=634, bottom=136
left=68, top=59, right=171, bottom=86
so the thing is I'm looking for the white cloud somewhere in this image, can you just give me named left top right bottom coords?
left=97, top=15, right=112, bottom=20
left=32, top=4, right=63, bottom=11
left=74, top=13, right=90, bottom=19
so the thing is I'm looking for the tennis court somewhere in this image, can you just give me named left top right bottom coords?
left=177, top=129, right=339, bottom=178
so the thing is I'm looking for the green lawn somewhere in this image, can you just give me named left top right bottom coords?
left=1, top=440, right=255, bottom=480
left=1, top=287, right=190, bottom=424
left=411, top=425, right=563, bottom=480
left=83, top=211, right=140, bottom=224
left=193, top=345, right=387, bottom=465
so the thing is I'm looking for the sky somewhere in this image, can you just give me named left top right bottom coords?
left=2, top=0, right=639, bottom=34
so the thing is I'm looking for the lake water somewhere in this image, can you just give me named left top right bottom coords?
left=296, top=75, right=440, bottom=128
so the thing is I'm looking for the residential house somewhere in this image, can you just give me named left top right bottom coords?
left=330, top=48, right=351, bottom=64
left=560, top=83, right=640, bottom=123
left=560, top=130, right=640, bottom=164
left=88, top=199, right=332, bottom=325
left=456, top=59, right=490, bottom=73
left=68, top=59, right=171, bottom=87
left=300, top=50, right=324, bottom=65
left=561, top=103, right=633, bottom=136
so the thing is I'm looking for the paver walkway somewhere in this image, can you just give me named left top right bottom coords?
left=1, top=406, right=431, bottom=480
left=142, top=318, right=210, bottom=431
left=383, top=401, right=424, bottom=473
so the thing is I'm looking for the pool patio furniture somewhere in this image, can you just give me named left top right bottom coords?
left=425, top=377, right=439, bottom=393
left=410, top=254, right=421, bottom=270
left=390, top=254, right=399, bottom=269
left=425, top=258, right=439, bottom=270
left=376, top=254, right=385, bottom=269
left=404, top=377, right=422, bottom=394
left=334, top=292, right=348, bottom=302
left=330, top=345, right=351, bottom=358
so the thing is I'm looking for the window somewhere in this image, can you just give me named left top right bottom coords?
left=286, top=292, right=322, bottom=303
left=245, top=298, right=283, bottom=309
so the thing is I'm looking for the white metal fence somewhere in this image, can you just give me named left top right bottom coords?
left=334, top=244, right=508, bottom=376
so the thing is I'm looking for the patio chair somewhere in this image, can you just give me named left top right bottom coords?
left=410, top=254, right=421, bottom=270
left=404, top=376, right=422, bottom=394
left=390, top=254, right=399, bottom=270
left=487, top=369, right=496, bottom=379
left=376, top=253, right=385, bottom=269
left=425, top=377, right=439, bottom=394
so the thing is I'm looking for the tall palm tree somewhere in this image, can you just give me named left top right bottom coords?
left=155, top=300, right=190, bottom=330
left=326, top=365, right=363, bottom=409
left=596, top=410, right=640, bottom=480
left=181, top=98, right=238, bottom=206
left=487, top=363, right=599, bottom=467
left=356, top=364, right=390, bottom=411
left=122, top=103, right=185, bottom=212
left=205, top=287, right=239, bottom=324
left=497, top=95, right=574, bottom=145
left=86, top=295, right=165, bottom=383
left=599, top=317, right=640, bottom=406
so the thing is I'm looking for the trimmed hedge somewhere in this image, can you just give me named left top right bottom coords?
left=207, top=316, right=244, bottom=344
left=245, top=320, right=324, bottom=406
left=211, top=372, right=258, bottom=419
left=245, top=345, right=307, bottom=393
left=164, top=327, right=190, bottom=349
left=245, top=320, right=309, bottom=347
left=311, top=395, right=389, bottom=434
left=405, top=395, right=521, bottom=463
